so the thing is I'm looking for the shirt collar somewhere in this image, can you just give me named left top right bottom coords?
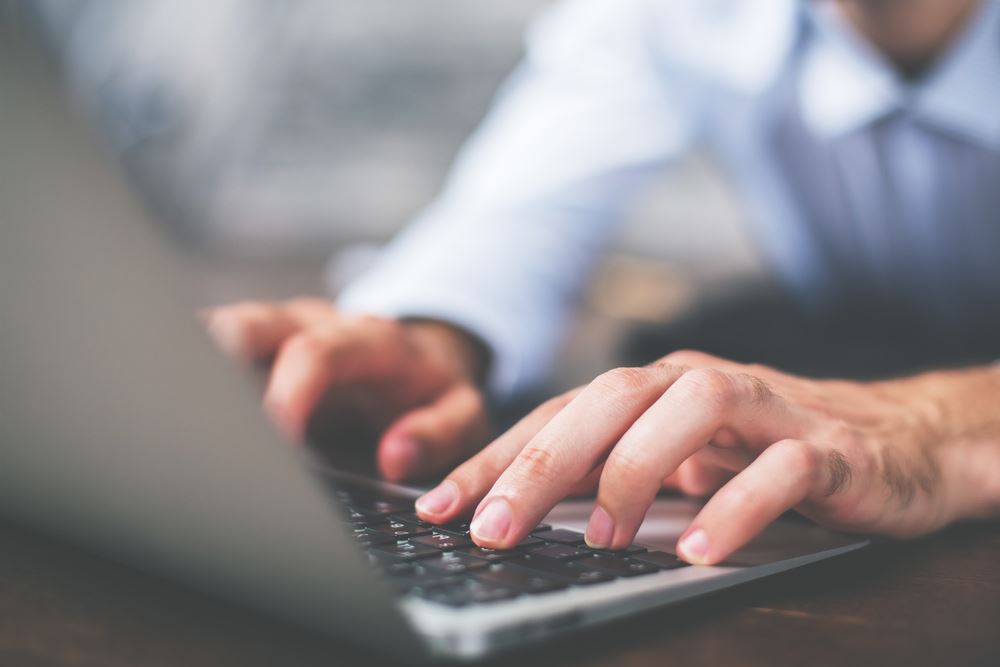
left=798, top=0, right=1000, bottom=149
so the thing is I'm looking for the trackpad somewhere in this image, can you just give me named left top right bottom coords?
left=544, top=496, right=865, bottom=566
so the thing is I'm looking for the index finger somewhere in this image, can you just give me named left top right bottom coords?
left=263, top=321, right=392, bottom=438
left=205, top=298, right=334, bottom=362
left=468, top=364, right=688, bottom=548
left=415, top=389, right=579, bottom=524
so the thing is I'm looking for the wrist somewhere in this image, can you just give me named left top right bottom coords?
left=883, top=368, right=1000, bottom=521
left=402, top=318, right=491, bottom=386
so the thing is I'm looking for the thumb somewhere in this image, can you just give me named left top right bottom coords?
left=377, top=383, right=490, bottom=482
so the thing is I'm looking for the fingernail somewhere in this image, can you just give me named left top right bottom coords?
left=470, top=498, right=512, bottom=543
left=416, top=480, right=458, bottom=517
left=585, top=505, right=615, bottom=549
left=383, top=437, right=423, bottom=479
left=677, top=528, right=709, bottom=564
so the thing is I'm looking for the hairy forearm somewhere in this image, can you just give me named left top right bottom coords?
left=884, top=365, right=1000, bottom=522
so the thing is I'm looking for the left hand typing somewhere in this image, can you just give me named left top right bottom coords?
left=415, top=350, right=1000, bottom=564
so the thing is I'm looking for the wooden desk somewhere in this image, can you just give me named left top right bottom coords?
left=1, top=519, right=996, bottom=667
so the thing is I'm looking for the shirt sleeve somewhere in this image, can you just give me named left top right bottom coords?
left=335, top=0, right=704, bottom=400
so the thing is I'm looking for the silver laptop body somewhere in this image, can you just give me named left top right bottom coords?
left=0, top=13, right=866, bottom=660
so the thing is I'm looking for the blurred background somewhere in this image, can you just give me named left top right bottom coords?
left=30, top=0, right=764, bottom=387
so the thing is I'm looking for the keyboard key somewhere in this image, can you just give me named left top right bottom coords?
left=411, top=532, right=474, bottom=551
left=570, top=554, right=659, bottom=578
left=342, top=506, right=390, bottom=526
left=531, top=543, right=591, bottom=561
left=387, top=511, right=433, bottom=527
left=530, top=523, right=552, bottom=533
left=418, top=578, right=519, bottom=607
left=353, top=497, right=413, bottom=516
left=434, top=521, right=472, bottom=538
left=455, top=545, right=518, bottom=563
left=436, top=534, right=544, bottom=562
left=628, top=551, right=690, bottom=570
left=509, top=554, right=615, bottom=586
left=584, top=543, right=648, bottom=556
left=420, top=553, right=491, bottom=576
left=569, top=568, right=614, bottom=585
left=351, top=528, right=396, bottom=547
left=369, top=519, right=433, bottom=540
left=473, top=564, right=568, bottom=594
left=532, top=529, right=586, bottom=545
left=371, top=540, right=443, bottom=562
left=515, top=535, right=546, bottom=550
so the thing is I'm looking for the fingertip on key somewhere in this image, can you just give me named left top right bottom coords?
left=584, top=504, right=615, bottom=549
left=677, top=528, right=710, bottom=564
left=415, top=479, right=459, bottom=518
left=470, top=497, right=513, bottom=545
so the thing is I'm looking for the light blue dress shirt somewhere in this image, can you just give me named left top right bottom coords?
left=337, top=0, right=1000, bottom=398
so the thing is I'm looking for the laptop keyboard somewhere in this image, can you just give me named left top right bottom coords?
left=335, top=485, right=691, bottom=608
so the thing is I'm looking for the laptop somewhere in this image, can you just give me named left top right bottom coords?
left=0, top=12, right=867, bottom=661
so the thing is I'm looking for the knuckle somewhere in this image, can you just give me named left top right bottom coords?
left=604, top=449, right=647, bottom=484
left=737, top=372, right=774, bottom=405
left=644, top=359, right=690, bottom=377
left=593, top=367, right=652, bottom=398
left=514, top=444, right=562, bottom=486
left=826, top=419, right=859, bottom=445
left=841, top=431, right=876, bottom=480
left=283, top=299, right=322, bottom=323
left=338, top=313, right=387, bottom=341
left=743, top=362, right=775, bottom=379
left=824, top=448, right=854, bottom=497
left=815, top=421, right=870, bottom=484
left=281, top=330, right=334, bottom=361
left=676, top=367, right=735, bottom=407
left=661, top=349, right=711, bottom=367
left=773, top=439, right=821, bottom=483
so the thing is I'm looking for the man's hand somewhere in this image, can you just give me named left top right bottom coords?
left=203, top=298, right=491, bottom=481
left=415, top=350, right=1000, bottom=564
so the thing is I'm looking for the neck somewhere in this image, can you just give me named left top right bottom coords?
left=834, top=0, right=981, bottom=79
